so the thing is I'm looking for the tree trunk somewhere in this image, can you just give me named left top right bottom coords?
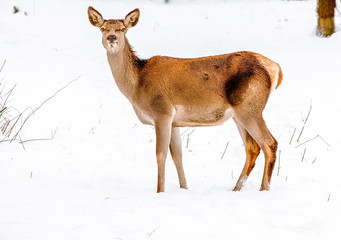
left=317, top=0, right=336, bottom=37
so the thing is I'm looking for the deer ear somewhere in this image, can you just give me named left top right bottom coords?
left=88, top=7, right=104, bottom=27
left=124, top=8, right=140, bottom=29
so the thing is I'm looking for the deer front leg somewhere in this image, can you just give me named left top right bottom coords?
left=169, top=127, right=187, bottom=189
left=154, top=118, right=172, bottom=193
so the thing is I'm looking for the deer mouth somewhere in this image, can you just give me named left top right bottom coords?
left=108, top=41, right=119, bottom=48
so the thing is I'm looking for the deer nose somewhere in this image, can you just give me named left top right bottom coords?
left=107, top=35, right=117, bottom=43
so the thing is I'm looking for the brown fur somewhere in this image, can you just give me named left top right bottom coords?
left=88, top=7, right=283, bottom=192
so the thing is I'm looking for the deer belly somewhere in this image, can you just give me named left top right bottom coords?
left=173, top=106, right=233, bottom=127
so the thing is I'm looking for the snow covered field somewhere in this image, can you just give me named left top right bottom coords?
left=1, top=0, right=341, bottom=239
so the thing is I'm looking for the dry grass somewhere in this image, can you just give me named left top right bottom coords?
left=0, top=60, right=80, bottom=144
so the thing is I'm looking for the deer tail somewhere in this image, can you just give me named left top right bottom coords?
left=276, top=64, right=283, bottom=89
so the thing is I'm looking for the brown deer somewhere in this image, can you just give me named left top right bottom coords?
left=88, top=7, right=282, bottom=193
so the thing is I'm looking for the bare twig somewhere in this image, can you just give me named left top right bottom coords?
left=12, top=75, right=82, bottom=140
left=296, top=135, right=319, bottom=148
left=19, top=136, right=26, bottom=150
left=181, top=127, right=191, bottom=142
left=318, top=134, right=330, bottom=147
left=6, top=113, right=22, bottom=137
left=295, top=134, right=330, bottom=148
left=297, top=102, right=312, bottom=142
left=220, top=140, right=229, bottom=160
left=0, top=60, right=6, bottom=73
left=312, top=157, right=317, bottom=164
left=180, top=127, right=190, bottom=137
left=301, top=148, right=306, bottom=162
left=277, top=150, right=281, bottom=176
left=289, top=128, right=296, bottom=145
left=0, top=107, right=6, bottom=114
left=1, top=119, right=10, bottom=134
left=3, top=84, right=17, bottom=110
left=147, top=226, right=160, bottom=238
left=186, top=128, right=196, bottom=148
left=296, top=126, right=305, bottom=143
left=1, top=74, right=80, bottom=144
left=19, top=128, right=57, bottom=144
left=0, top=138, right=11, bottom=143
left=19, top=137, right=54, bottom=144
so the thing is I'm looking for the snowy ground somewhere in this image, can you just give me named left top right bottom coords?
left=1, top=0, right=341, bottom=239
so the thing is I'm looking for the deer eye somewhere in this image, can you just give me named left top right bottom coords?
left=100, top=27, right=105, bottom=32
left=121, top=28, right=126, bottom=32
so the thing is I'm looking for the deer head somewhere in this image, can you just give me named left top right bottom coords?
left=88, top=7, right=140, bottom=53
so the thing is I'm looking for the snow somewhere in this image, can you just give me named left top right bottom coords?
left=1, top=0, right=341, bottom=239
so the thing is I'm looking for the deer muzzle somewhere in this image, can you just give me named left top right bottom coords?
left=107, top=35, right=117, bottom=43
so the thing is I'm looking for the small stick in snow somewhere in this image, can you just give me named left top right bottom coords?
left=1, top=119, right=10, bottom=134
left=147, top=226, right=160, bottom=238
left=312, top=157, right=317, bottom=164
left=13, top=6, right=20, bottom=14
left=301, top=148, right=306, bottom=162
left=0, top=107, right=7, bottom=114
left=0, top=60, right=6, bottom=73
left=295, top=135, right=319, bottom=148
left=19, top=136, right=25, bottom=150
left=6, top=113, right=22, bottom=138
left=289, top=128, right=296, bottom=145
left=277, top=150, right=281, bottom=176
left=295, top=134, right=330, bottom=148
left=180, top=127, right=190, bottom=137
left=181, top=127, right=190, bottom=141
left=220, top=140, right=229, bottom=159
left=297, top=102, right=312, bottom=142
left=2, top=84, right=17, bottom=112
left=186, top=128, right=196, bottom=148
left=327, top=194, right=331, bottom=202
left=318, top=134, right=330, bottom=147
left=19, top=129, right=56, bottom=144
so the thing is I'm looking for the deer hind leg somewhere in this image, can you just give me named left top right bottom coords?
left=169, top=127, right=187, bottom=189
left=154, top=117, right=173, bottom=193
left=233, top=118, right=261, bottom=191
left=233, top=113, right=278, bottom=191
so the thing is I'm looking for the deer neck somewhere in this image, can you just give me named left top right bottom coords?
left=106, top=38, right=140, bottom=100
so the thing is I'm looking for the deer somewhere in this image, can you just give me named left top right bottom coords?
left=88, top=7, right=283, bottom=193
